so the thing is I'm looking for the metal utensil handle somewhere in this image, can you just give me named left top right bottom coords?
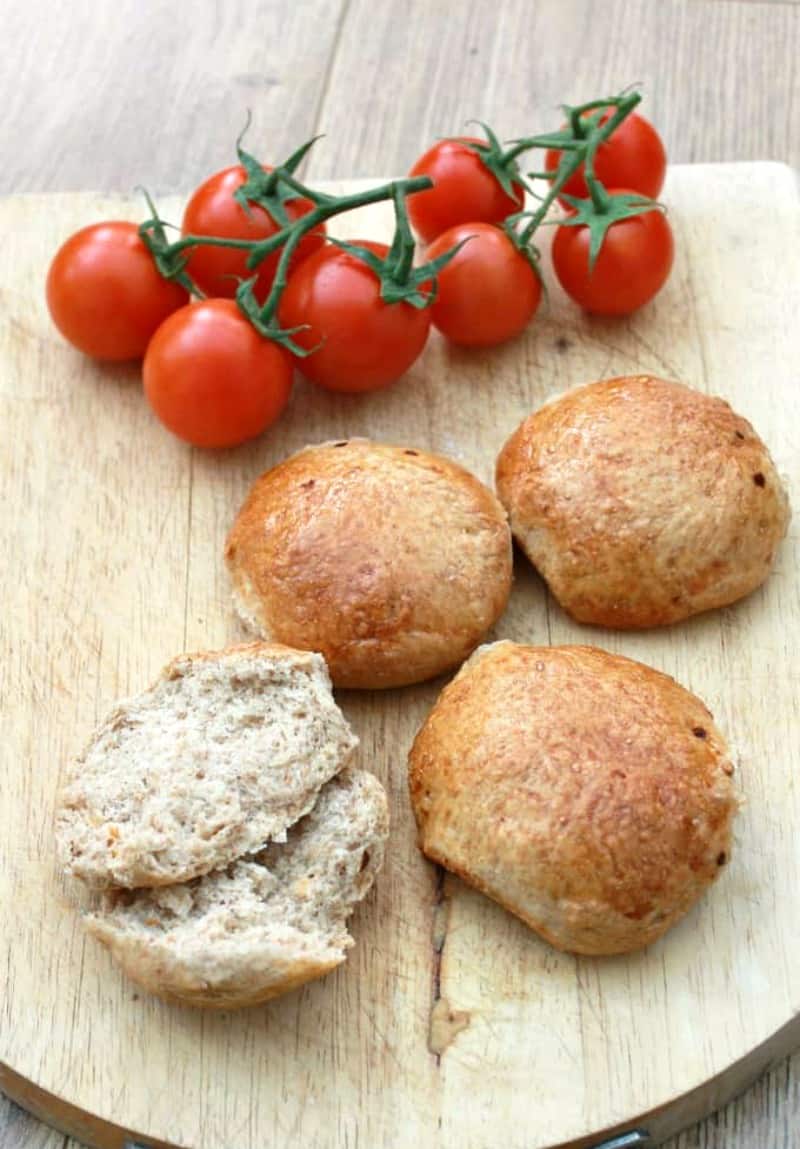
left=592, top=1132, right=650, bottom=1149
left=125, top=1132, right=652, bottom=1149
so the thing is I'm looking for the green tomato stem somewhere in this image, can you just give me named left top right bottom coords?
left=386, top=184, right=417, bottom=284
left=262, top=168, right=337, bottom=208
left=582, top=147, right=611, bottom=215
left=247, top=175, right=432, bottom=271
left=571, top=96, right=625, bottom=118
left=148, top=173, right=433, bottom=324
left=517, top=91, right=641, bottom=245
left=167, top=233, right=261, bottom=256
left=253, top=175, right=433, bottom=325
left=569, top=106, right=587, bottom=140
left=256, top=223, right=307, bottom=325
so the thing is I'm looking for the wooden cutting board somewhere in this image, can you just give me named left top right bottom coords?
left=1, top=163, right=798, bottom=1149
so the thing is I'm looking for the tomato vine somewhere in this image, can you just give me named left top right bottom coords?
left=470, top=90, right=663, bottom=269
left=140, top=145, right=463, bottom=352
left=139, top=88, right=665, bottom=349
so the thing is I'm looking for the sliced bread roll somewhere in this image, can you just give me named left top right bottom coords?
left=85, top=768, right=389, bottom=1008
left=56, top=643, right=357, bottom=889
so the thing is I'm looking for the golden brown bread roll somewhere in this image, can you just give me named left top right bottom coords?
left=225, top=439, right=513, bottom=689
left=409, top=642, right=738, bottom=955
left=496, top=374, right=790, bottom=628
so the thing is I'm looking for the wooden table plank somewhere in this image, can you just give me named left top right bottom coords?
left=0, top=1094, right=64, bottom=1149
left=674, top=1049, right=800, bottom=1148
left=2, top=2, right=799, bottom=1148
left=2, top=0, right=347, bottom=194
left=302, top=0, right=800, bottom=180
left=4, top=0, right=798, bottom=195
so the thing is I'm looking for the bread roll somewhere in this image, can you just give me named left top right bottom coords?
left=86, top=768, right=388, bottom=1008
left=57, top=643, right=357, bottom=888
left=409, top=641, right=738, bottom=955
left=225, top=439, right=513, bottom=688
left=496, top=375, right=790, bottom=628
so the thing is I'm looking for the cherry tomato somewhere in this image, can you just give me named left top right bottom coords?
left=143, top=300, right=293, bottom=448
left=425, top=223, right=542, bottom=347
left=46, top=222, right=188, bottom=361
left=551, top=191, right=674, bottom=316
left=181, top=165, right=326, bottom=301
left=545, top=111, right=666, bottom=204
left=278, top=241, right=431, bottom=393
left=408, top=139, right=525, bottom=245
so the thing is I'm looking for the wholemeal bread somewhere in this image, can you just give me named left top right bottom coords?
left=224, top=439, right=513, bottom=689
left=85, top=768, right=388, bottom=1008
left=56, top=643, right=357, bottom=889
left=496, top=375, right=790, bottom=628
left=409, top=641, right=738, bottom=955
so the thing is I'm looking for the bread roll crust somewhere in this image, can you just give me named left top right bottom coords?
left=85, top=921, right=341, bottom=1009
left=225, top=439, right=513, bottom=689
left=496, top=375, right=790, bottom=628
left=409, top=641, right=738, bottom=955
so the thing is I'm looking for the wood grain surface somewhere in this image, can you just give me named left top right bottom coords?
left=2, top=1, right=800, bottom=1147
left=1, top=165, right=799, bottom=1149
left=4, top=0, right=800, bottom=197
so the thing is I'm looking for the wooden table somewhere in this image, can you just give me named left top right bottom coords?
left=2, top=2, right=798, bottom=1146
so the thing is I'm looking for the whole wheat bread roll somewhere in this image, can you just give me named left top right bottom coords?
left=56, top=643, right=357, bottom=889
left=224, top=439, right=513, bottom=689
left=496, top=375, right=790, bottom=628
left=86, top=768, right=388, bottom=1008
left=409, top=641, right=738, bottom=955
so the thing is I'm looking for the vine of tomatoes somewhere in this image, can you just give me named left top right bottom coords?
left=46, top=89, right=671, bottom=448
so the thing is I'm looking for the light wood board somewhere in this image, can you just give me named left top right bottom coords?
left=0, top=163, right=798, bottom=1149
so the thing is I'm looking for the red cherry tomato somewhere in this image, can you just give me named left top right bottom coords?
left=545, top=111, right=667, bottom=204
left=181, top=165, right=325, bottom=301
left=278, top=241, right=431, bottom=393
left=46, top=222, right=188, bottom=361
left=143, top=300, right=293, bottom=448
left=425, top=223, right=542, bottom=347
left=551, top=191, right=674, bottom=316
left=408, top=139, right=525, bottom=245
